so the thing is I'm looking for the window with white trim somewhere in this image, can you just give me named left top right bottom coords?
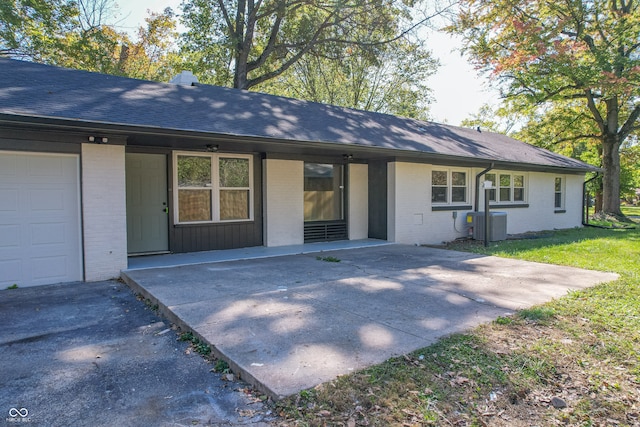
left=485, top=172, right=527, bottom=204
left=174, top=152, right=253, bottom=224
left=432, top=169, right=469, bottom=205
left=554, top=177, right=564, bottom=210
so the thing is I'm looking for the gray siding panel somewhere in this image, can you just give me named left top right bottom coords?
left=368, top=161, right=387, bottom=240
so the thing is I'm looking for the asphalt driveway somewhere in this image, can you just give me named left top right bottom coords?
left=0, top=281, right=273, bottom=426
left=121, top=245, right=619, bottom=400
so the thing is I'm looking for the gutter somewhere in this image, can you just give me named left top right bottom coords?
left=474, top=163, right=495, bottom=212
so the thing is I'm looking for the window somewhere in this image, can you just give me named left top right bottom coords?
left=485, top=172, right=526, bottom=205
left=304, top=163, right=344, bottom=221
left=219, top=158, right=251, bottom=220
left=177, top=155, right=212, bottom=222
left=554, top=177, right=564, bottom=210
left=485, top=173, right=497, bottom=201
left=174, top=153, right=252, bottom=224
left=432, top=169, right=468, bottom=205
left=499, top=174, right=511, bottom=201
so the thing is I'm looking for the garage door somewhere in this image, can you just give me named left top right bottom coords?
left=0, top=152, right=82, bottom=287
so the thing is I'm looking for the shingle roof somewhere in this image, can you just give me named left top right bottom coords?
left=0, top=58, right=593, bottom=171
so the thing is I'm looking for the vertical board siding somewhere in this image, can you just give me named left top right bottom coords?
left=170, top=155, right=263, bottom=253
left=368, top=161, right=388, bottom=240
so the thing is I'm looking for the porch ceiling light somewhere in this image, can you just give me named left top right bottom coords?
left=88, top=136, right=108, bottom=144
left=206, top=144, right=219, bottom=152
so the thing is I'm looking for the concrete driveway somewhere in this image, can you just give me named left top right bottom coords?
left=0, top=281, right=273, bottom=426
left=122, top=245, right=618, bottom=400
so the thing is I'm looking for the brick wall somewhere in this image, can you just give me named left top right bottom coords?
left=388, top=162, right=585, bottom=245
left=348, top=163, right=368, bottom=240
left=263, top=158, right=304, bottom=246
left=81, top=143, right=128, bottom=281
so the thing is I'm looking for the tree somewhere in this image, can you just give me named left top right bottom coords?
left=0, top=0, right=180, bottom=81
left=450, top=0, right=640, bottom=216
left=259, top=39, right=437, bottom=119
left=460, top=103, right=518, bottom=134
left=113, top=8, right=180, bottom=81
left=180, top=0, right=448, bottom=90
left=620, top=139, right=640, bottom=203
left=0, top=0, right=78, bottom=61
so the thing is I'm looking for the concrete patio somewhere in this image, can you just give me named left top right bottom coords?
left=121, top=244, right=618, bottom=400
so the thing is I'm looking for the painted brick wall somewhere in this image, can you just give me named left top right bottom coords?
left=263, top=158, right=304, bottom=246
left=81, top=143, right=128, bottom=281
left=388, top=162, right=585, bottom=245
left=348, top=163, right=368, bottom=240
left=485, top=171, right=584, bottom=235
left=387, top=162, right=433, bottom=244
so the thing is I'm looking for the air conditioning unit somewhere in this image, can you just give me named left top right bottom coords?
left=466, top=212, right=507, bottom=241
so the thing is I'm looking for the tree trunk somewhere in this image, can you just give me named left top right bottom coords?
left=234, top=57, right=249, bottom=89
left=232, top=0, right=250, bottom=90
left=601, top=133, right=622, bottom=215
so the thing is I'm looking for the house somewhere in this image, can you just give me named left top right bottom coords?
left=0, top=59, right=595, bottom=287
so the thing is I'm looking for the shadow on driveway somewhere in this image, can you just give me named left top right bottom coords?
left=0, top=281, right=274, bottom=426
left=121, top=245, right=618, bottom=400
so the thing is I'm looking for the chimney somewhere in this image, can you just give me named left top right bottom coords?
left=169, top=71, right=199, bottom=86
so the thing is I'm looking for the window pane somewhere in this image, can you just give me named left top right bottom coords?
left=432, top=187, right=447, bottom=203
left=514, top=175, right=524, bottom=187
left=432, top=171, right=447, bottom=186
left=489, top=189, right=496, bottom=201
left=220, top=189, right=249, bottom=220
left=452, top=187, right=466, bottom=202
left=305, top=163, right=334, bottom=191
left=555, top=192, right=562, bottom=208
left=514, top=188, right=524, bottom=201
left=500, top=174, right=511, bottom=187
left=219, top=158, right=249, bottom=187
left=452, top=171, right=466, bottom=186
left=304, top=163, right=343, bottom=221
left=486, top=173, right=496, bottom=186
left=178, top=189, right=211, bottom=222
left=500, top=188, right=511, bottom=201
left=178, top=156, right=211, bottom=187
left=555, top=177, right=562, bottom=192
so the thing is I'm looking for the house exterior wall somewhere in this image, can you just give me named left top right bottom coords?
left=387, top=162, right=585, bottom=245
left=348, top=163, right=368, bottom=240
left=387, top=162, right=431, bottom=244
left=263, top=158, right=304, bottom=246
left=478, top=171, right=584, bottom=234
left=81, top=143, right=128, bottom=281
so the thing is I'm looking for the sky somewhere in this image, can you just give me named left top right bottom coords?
left=115, top=1, right=497, bottom=125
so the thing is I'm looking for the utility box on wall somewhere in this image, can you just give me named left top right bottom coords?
left=466, top=212, right=508, bottom=241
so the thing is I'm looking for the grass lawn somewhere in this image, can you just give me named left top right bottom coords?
left=622, top=205, right=640, bottom=217
left=275, top=221, right=640, bottom=426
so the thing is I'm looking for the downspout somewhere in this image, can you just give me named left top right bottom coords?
left=582, top=173, right=602, bottom=228
left=475, top=163, right=495, bottom=212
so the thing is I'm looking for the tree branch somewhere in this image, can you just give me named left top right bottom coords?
left=353, top=3, right=457, bottom=48
left=245, top=18, right=334, bottom=88
left=618, top=104, right=640, bottom=141
left=246, top=1, right=285, bottom=71
left=585, top=89, right=606, bottom=133
left=552, top=133, right=601, bottom=144
left=216, top=0, right=235, bottom=37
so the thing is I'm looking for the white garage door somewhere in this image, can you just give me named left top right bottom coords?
left=0, top=152, right=83, bottom=287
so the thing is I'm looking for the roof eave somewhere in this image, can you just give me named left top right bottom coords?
left=0, top=113, right=597, bottom=174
